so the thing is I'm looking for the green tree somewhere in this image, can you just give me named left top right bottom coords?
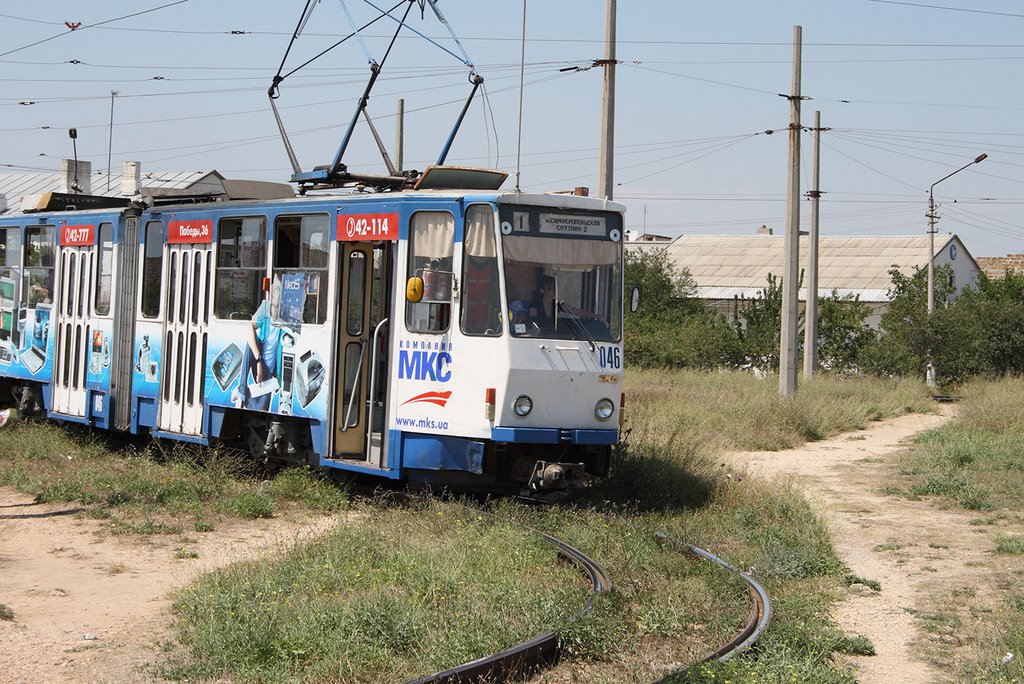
left=814, top=292, right=874, bottom=374
left=623, top=249, right=700, bottom=318
left=859, top=266, right=950, bottom=378
left=974, top=270, right=1024, bottom=376
left=734, top=273, right=783, bottom=371
left=925, top=270, right=1024, bottom=382
left=623, top=249, right=742, bottom=368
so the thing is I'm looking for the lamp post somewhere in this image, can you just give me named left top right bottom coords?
left=925, top=152, right=987, bottom=386
left=68, top=128, right=79, bottom=194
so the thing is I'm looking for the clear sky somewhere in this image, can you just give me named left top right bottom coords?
left=2, top=1, right=1022, bottom=256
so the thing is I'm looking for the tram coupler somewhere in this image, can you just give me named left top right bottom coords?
left=527, top=460, right=586, bottom=492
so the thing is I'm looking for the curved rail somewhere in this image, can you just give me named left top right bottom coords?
left=654, top=532, right=773, bottom=667
left=404, top=529, right=612, bottom=684
left=405, top=521, right=769, bottom=683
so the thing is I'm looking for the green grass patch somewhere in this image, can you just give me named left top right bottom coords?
left=844, top=574, right=881, bottom=592
left=109, top=519, right=184, bottom=536
left=264, top=466, right=349, bottom=512
left=165, top=498, right=588, bottom=682
left=0, top=604, right=13, bottom=621
left=623, top=368, right=933, bottom=453
left=995, top=534, right=1024, bottom=555
left=0, top=423, right=348, bottom=535
left=222, top=490, right=275, bottom=519
left=891, top=379, right=1024, bottom=683
left=873, top=542, right=903, bottom=552
left=892, top=378, right=1024, bottom=511
left=834, top=633, right=876, bottom=656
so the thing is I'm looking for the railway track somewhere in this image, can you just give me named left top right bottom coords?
left=405, top=527, right=612, bottom=684
left=407, top=513, right=772, bottom=683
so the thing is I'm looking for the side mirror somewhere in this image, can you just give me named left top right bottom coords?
left=406, top=276, right=424, bottom=303
left=630, top=286, right=640, bottom=313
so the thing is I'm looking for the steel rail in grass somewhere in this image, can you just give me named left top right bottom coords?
left=403, top=514, right=771, bottom=683
left=654, top=532, right=774, bottom=670
left=404, top=530, right=612, bottom=684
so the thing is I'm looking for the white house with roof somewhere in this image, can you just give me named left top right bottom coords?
left=629, top=231, right=980, bottom=328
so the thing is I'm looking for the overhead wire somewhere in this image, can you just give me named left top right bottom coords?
left=625, top=62, right=780, bottom=97
left=819, top=137, right=922, bottom=193
left=1, top=7, right=1020, bottom=252
left=0, top=1, right=193, bottom=59
left=132, top=69, right=579, bottom=165
left=832, top=129, right=1024, bottom=160
left=827, top=132, right=1024, bottom=187
left=866, top=0, right=1024, bottom=19
left=5, top=14, right=1024, bottom=49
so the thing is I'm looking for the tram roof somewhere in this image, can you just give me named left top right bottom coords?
left=139, top=188, right=625, bottom=213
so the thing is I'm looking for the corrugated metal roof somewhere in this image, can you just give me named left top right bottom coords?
left=648, top=234, right=966, bottom=303
left=0, top=167, right=223, bottom=214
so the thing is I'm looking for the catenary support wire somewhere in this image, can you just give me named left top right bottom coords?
left=268, top=0, right=482, bottom=191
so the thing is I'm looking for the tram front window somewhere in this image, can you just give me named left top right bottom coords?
left=501, top=207, right=622, bottom=343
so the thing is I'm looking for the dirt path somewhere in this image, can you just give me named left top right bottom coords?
left=0, top=492, right=339, bottom=684
left=728, top=405, right=1008, bottom=683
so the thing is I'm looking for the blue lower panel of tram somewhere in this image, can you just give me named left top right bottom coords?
left=491, top=427, right=618, bottom=446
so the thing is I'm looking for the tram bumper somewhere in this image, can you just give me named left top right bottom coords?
left=491, top=426, right=618, bottom=445
left=492, top=426, right=616, bottom=489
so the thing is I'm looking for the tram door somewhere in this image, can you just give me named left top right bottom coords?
left=333, top=242, right=390, bottom=465
left=52, top=239, right=94, bottom=417
left=157, top=243, right=211, bottom=436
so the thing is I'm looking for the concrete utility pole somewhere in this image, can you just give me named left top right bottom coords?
left=107, top=90, right=118, bottom=191
left=395, top=98, right=405, bottom=173
left=779, top=25, right=802, bottom=397
left=598, top=0, right=616, bottom=200
left=803, top=110, right=823, bottom=378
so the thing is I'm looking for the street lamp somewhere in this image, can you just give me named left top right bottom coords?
left=925, top=152, right=987, bottom=386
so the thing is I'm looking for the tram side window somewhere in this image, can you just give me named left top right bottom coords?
left=0, top=228, right=21, bottom=343
left=94, top=222, right=114, bottom=316
left=406, top=211, right=454, bottom=334
left=215, top=216, right=267, bottom=320
left=140, top=220, right=163, bottom=318
left=24, top=226, right=55, bottom=307
left=273, top=214, right=329, bottom=325
left=0, top=227, right=21, bottom=296
left=461, top=205, right=501, bottom=336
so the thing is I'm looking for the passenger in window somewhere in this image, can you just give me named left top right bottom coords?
left=422, top=259, right=451, bottom=301
left=234, top=275, right=284, bottom=410
left=528, top=275, right=556, bottom=333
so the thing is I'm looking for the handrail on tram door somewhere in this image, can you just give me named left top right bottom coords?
left=366, top=318, right=389, bottom=455
left=341, top=340, right=367, bottom=433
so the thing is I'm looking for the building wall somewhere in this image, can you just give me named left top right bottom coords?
left=933, top=236, right=980, bottom=296
left=977, top=254, right=1024, bottom=279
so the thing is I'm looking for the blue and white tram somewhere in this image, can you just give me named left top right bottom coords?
left=0, top=176, right=626, bottom=493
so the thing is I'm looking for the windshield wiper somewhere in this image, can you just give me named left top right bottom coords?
left=556, top=301, right=597, bottom=352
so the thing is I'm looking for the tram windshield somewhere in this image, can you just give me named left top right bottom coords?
left=500, top=205, right=622, bottom=343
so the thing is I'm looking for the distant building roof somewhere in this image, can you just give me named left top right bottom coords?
left=626, top=231, right=673, bottom=242
left=653, top=234, right=977, bottom=303
left=0, top=160, right=291, bottom=214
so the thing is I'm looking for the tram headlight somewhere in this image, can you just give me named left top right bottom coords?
left=594, top=398, right=615, bottom=421
left=512, top=395, right=533, bottom=417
